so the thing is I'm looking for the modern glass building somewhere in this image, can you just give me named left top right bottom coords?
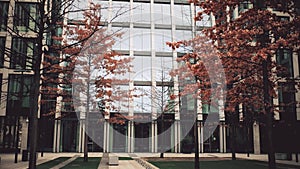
left=1, top=0, right=300, bottom=159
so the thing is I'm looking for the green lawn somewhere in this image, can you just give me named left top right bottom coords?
left=37, top=157, right=70, bottom=169
left=119, top=157, right=133, bottom=160
left=149, top=160, right=300, bottom=169
left=61, top=157, right=101, bottom=169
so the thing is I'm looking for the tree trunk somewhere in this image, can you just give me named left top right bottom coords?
left=29, top=2, right=45, bottom=167
left=231, top=125, right=236, bottom=160
left=263, top=59, right=276, bottom=169
left=194, top=121, right=199, bottom=169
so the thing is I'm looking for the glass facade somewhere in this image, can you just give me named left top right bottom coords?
left=10, top=38, right=37, bottom=70
left=7, top=74, right=33, bottom=116
left=14, top=2, right=39, bottom=32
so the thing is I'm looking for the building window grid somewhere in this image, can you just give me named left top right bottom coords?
left=10, top=38, right=37, bottom=70
left=14, top=2, right=39, bottom=32
left=276, top=49, right=293, bottom=77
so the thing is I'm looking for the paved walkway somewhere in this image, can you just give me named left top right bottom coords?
left=1, top=152, right=300, bottom=169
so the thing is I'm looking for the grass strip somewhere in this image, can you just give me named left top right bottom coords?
left=149, top=160, right=300, bottom=169
left=37, top=157, right=70, bottom=169
left=119, top=157, right=133, bottom=160
left=61, top=157, right=101, bottom=169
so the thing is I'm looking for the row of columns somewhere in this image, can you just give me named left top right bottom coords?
left=51, top=118, right=261, bottom=153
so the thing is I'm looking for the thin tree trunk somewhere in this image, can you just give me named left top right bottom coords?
left=194, top=120, right=199, bottom=169
left=231, top=125, right=236, bottom=160
left=29, top=2, right=45, bottom=167
left=263, top=59, right=276, bottom=169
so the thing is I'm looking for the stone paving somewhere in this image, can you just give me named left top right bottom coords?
left=0, top=152, right=300, bottom=169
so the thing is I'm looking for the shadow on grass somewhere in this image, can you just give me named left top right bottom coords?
left=61, top=157, right=101, bottom=169
left=149, top=160, right=300, bottom=169
left=119, top=157, right=133, bottom=160
left=37, top=157, right=70, bottom=169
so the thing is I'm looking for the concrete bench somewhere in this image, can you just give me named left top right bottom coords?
left=108, top=155, right=119, bottom=166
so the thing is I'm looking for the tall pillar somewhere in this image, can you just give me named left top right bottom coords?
left=127, top=121, right=131, bottom=153
left=151, top=121, right=158, bottom=153
left=174, top=120, right=181, bottom=153
left=20, top=117, right=29, bottom=152
left=78, top=119, right=84, bottom=153
left=200, top=122, right=204, bottom=153
left=219, top=122, right=226, bottom=153
left=253, top=121, right=261, bottom=154
left=130, top=121, right=134, bottom=153
left=53, top=119, right=61, bottom=152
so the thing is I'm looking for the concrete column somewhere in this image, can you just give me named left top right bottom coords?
left=103, top=121, right=110, bottom=153
left=78, top=120, right=84, bottom=152
left=52, top=119, right=61, bottom=152
left=131, top=122, right=135, bottom=152
left=174, top=120, right=179, bottom=153
left=219, top=123, right=226, bottom=153
left=151, top=121, right=155, bottom=152
left=131, top=121, right=134, bottom=153
left=253, top=121, right=261, bottom=154
left=20, top=117, right=29, bottom=151
left=127, top=121, right=131, bottom=153
left=200, top=122, right=204, bottom=153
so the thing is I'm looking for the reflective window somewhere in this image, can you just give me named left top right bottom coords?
left=174, top=30, right=192, bottom=53
left=7, top=74, right=33, bottom=115
left=154, top=29, right=172, bottom=52
left=112, top=1, right=130, bottom=22
left=238, top=1, right=253, bottom=14
left=10, top=38, right=37, bottom=70
left=195, top=6, right=211, bottom=27
left=112, top=27, right=130, bottom=50
left=153, top=4, right=171, bottom=25
left=132, top=28, right=151, bottom=51
left=173, top=5, right=192, bottom=26
left=153, top=56, right=173, bottom=81
left=99, top=1, right=110, bottom=21
left=0, top=2, right=9, bottom=31
left=133, top=86, right=152, bottom=113
left=132, top=56, right=151, bottom=81
left=111, top=85, right=130, bottom=113
left=14, top=3, right=39, bottom=32
left=278, top=82, right=296, bottom=122
left=276, top=49, right=293, bottom=77
left=132, top=3, right=150, bottom=23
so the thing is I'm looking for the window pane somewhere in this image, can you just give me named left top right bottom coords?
left=7, top=74, right=33, bottom=115
left=173, top=4, right=192, bottom=26
left=0, top=38, right=5, bottom=67
left=132, top=3, right=150, bottom=23
left=112, top=27, right=130, bottom=50
left=153, top=56, right=172, bottom=81
left=11, top=38, right=37, bottom=70
left=112, top=1, right=130, bottom=22
left=14, top=3, right=39, bottom=32
left=153, top=4, right=171, bottom=25
left=276, top=49, right=293, bottom=77
left=133, top=86, right=152, bottom=113
left=132, top=28, right=151, bottom=51
left=0, top=2, right=9, bottom=31
left=154, top=29, right=172, bottom=52
left=132, top=56, right=151, bottom=81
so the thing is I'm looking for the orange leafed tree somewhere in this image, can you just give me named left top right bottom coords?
left=42, top=3, right=133, bottom=161
left=170, top=0, right=300, bottom=169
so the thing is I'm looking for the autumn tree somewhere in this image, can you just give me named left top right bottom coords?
left=1, top=0, right=131, bottom=167
left=42, top=2, right=133, bottom=162
left=170, top=0, right=300, bottom=169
